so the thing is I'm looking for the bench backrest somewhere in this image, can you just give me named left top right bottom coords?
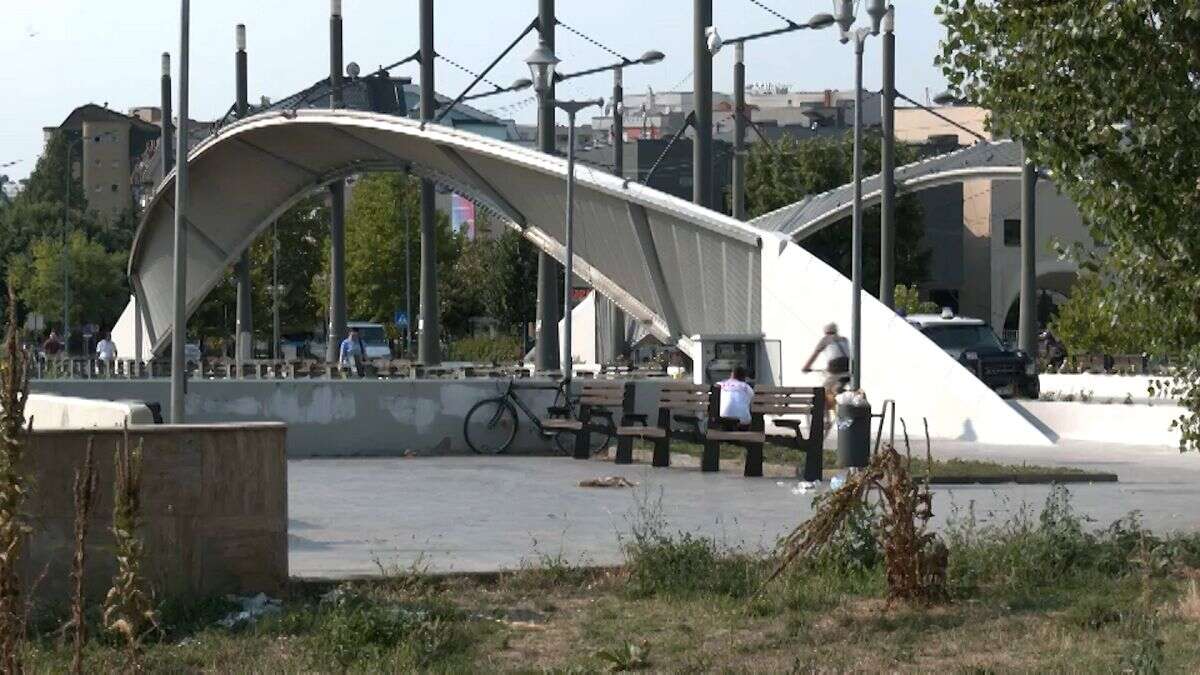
left=657, top=382, right=715, bottom=413
left=578, top=380, right=629, bottom=408
left=751, top=386, right=821, bottom=417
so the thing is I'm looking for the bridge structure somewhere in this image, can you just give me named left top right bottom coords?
left=115, top=109, right=1050, bottom=445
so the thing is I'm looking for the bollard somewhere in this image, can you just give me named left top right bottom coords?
left=836, top=401, right=872, bottom=469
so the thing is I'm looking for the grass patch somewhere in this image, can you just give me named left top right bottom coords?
left=18, top=488, right=1200, bottom=672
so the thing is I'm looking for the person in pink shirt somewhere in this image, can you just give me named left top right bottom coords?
left=717, top=365, right=755, bottom=430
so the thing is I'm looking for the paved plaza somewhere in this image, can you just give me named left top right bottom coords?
left=289, top=441, right=1200, bottom=579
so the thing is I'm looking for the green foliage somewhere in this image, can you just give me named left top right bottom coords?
left=1050, top=271, right=1152, bottom=356
left=893, top=284, right=938, bottom=316
left=447, top=335, right=523, bottom=364
left=594, top=640, right=651, bottom=672
left=8, top=232, right=127, bottom=333
left=335, top=174, right=461, bottom=327
left=937, top=0, right=1200, bottom=449
left=746, top=133, right=930, bottom=290
left=483, top=226, right=539, bottom=333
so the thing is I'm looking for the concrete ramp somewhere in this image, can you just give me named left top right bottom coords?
left=760, top=234, right=1053, bottom=446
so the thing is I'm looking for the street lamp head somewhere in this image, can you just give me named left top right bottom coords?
left=639, top=50, right=666, bottom=65
left=866, top=0, right=888, bottom=34
left=525, top=41, right=560, bottom=95
left=346, top=62, right=361, bottom=78
left=882, top=5, right=895, bottom=33
left=932, top=90, right=961, bottom=106
left=835, top=0, right=856, bottom=39
left=510, top=77, right=533, bottom=92
left=808, top=12, right=836, bottom=29
left=236, top=24, right=246, bottom=52
left=706, top=26, right=723, bottom=55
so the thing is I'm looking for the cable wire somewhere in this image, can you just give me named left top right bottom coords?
left=556, top=19, right=630, bottom=63
left=435, top=53, right=502, bottom=90
left=744, top=0, right=798, bottom=26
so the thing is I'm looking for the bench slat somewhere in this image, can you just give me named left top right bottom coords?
left=659, top=393, right=710, bottom=403
left=751, top=404, right=814, bottom=414
left=660, top=402, right=708, bottom=411
left=581, top=396, right=624, bottom=406
left=754, top=386, right=819, bottom=395
left=616, top=426, right=666, bottom=438
left=706, top=430, right=766, bottom=443
left=541, top=419, right=583, bottom=431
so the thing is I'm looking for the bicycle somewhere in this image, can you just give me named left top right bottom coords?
left=462, top=379, right=615, bottom=456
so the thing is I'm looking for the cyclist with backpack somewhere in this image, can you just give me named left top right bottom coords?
left=801, top=323, right=852, bottom=438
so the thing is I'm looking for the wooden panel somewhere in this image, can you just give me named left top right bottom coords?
left=660, top=401, right=708, bottom=411
left=754, top=386, right=819, bottom=395
left=616, top=426, right=667, bottom=438
left=706, top=431, right=766, bottom=443
left=659, top=392, right=711, bottom=403
left=751, top=404, right=814, bottom=414
left=541, top=419, right=583, bottom=431
left=659, top=382, right=710, bottom=393
left=581, top=396, right=624, bottom=406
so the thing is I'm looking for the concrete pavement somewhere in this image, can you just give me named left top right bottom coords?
left=288, top=443, right=1200, bottom=579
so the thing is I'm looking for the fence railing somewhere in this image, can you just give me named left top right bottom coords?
left=28, top=357, right=677, bottom=382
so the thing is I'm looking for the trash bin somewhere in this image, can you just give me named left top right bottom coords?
left=836, top=401, right=872, bottom=468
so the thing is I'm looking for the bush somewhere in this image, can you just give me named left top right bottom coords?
left=447, top=335, right=523, bottom=364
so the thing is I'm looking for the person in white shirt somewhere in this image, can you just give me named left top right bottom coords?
left=95, top=333, right=117, bottom=375
left=717, top=365, right=755, bottom=429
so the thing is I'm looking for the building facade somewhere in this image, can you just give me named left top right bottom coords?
left=47, top=105, right=161, bottom=219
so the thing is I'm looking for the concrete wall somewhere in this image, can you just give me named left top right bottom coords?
left=81, top=119, right=131, bottom=217
left=26, top=393, right=156, bottom=429
left=22, top=423, right=286, bottom=613
left=30, top=379, right=667, bottom=457
left=1017, top=400, right=1184, bottom=448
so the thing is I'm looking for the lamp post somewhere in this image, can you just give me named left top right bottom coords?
left=878, top=5, right=897, bottom=308
left=705, top=13, right=834, bottom=220
left=837, top=0, right=888, bottom=392
left=325, top=0, right=347, bottom=364
left=527, top=43, right=602, bottom=383
left=170, top=0, right=191, bottom=422
left=62, top=136, right=81, bottom=353
left=234, top=23, right=253, bottom=372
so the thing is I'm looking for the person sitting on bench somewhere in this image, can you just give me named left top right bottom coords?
left=717, top=366, right=754, bottom=430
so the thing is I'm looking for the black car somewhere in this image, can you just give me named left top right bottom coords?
left=907, top=314, right=1040, bottom=399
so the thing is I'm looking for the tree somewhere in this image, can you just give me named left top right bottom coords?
left=321, top=174, right=461, bottom=328
left=9, top=232, right=126, bottom=333
left=894, top=284, right=938, bottom=316
left=937, top=0, right=1200, bottom=450
left=484, top=227, right=540, bottom=334
left=745, top=133, right=930, bottom=290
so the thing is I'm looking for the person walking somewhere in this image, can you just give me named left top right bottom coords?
left=338, top=327, right=366, bottom=377
left=717, top=365, right=755, bottom=430
left=42, top=330, right=64, bottom=358
left=95, top=332, right=118, bottom=376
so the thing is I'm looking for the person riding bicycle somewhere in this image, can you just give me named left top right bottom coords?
left=801, top=322, right=851, bottom=399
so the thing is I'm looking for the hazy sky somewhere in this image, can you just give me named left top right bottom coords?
left=0, top=1, right=951, bottom=182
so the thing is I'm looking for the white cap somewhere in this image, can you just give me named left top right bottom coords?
left=331, top=0, right=342, bottom=17
left=236, top=24, right=246, bottom=51
left=883, top=5, right=895, bottom=34
left=161, top=52, right=170, bottom=76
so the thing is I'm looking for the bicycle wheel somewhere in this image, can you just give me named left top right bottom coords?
left=553, top=415, right=616, bottom=457
left=463, top=398, right=519, bottom=455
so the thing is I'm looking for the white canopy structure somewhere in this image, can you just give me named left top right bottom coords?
left=121, top=110, right=1050, bottom=445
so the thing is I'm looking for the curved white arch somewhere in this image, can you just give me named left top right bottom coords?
left=749, top=140, right=1034, bottom=241
left=131, top=109, right=764, bottom=353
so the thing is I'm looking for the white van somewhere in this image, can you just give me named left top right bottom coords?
left=347, top=322, right=392, bottom=359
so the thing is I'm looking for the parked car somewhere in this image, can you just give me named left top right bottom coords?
left=907, top=310, right=1039, bottom=399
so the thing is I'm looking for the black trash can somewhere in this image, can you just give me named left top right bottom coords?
left=836, top=401, right=872, bottom=468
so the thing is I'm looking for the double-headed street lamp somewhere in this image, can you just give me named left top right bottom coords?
left=837, top=0, right=889, bottom=392
left=526, top=42, right=603, bottom=385
left=706, top=12, right=835, bottom=220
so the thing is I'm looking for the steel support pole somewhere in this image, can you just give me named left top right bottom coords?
left=405, top=213, right=413, bottom=356
left=562, top=111, right=577, bottom=382
left=170, top=0, right=191, bottom=423
left=607, top=69, right=627, bottom=362
left=63, top=142, right=73, bottom=354
left=325, top=0, right=347, bottom=363
left=272, top=221, right=280, bottom=360
left=418, top=0, right=440, bottom=364
left=534, top=0, right=560, bottom=373
left=1019, top=151, right=1038, bottom=355
left=850, top=37, right=865, bottom=391
left=693, top=0, right=713, bottom=209
left=879, top=7, right=896, bottom=308
left=234, top=25, right=253, bottom=368
left=732, top=42, right=746, bottom=220
left=161, top=53, right=174, bottom=179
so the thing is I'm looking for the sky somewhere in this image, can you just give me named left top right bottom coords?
left=0, top=1, right=952, bottom=183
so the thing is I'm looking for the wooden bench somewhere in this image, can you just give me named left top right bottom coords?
left=703, top=386, right=825, bottom=479
left=615, top=382, right=718, bottom=468
left=540, top=380, right=631, bottom=459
